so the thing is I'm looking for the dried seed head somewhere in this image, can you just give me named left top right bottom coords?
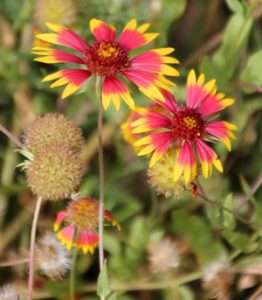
left=24, top=113, right=84, bottom=154
left=147, top=237, right=180, bottom=274
left=26, top=143, right=83, bottom=201
left=203, top=260, right=233, bottom=300
left=35, top=232, right=71, bottom=280
left=0, top=285, right=22, bottom=300
left=34, top=0, right=77, bottom=27
left=148, top=151, right=189, bottom=198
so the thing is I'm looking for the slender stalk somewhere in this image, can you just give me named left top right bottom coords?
left=28, top=196, right=42, bottom=300
left=0, top=123, right=24, bottom=149
left=70, top=248, right=78, bottom=300
left=96, top=77, right=105, bottom=272
left=0, top=258, right=29, bottom=267
left=197, top=189, right=262, bottom=230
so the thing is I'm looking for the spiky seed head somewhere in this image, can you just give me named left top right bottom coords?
left=26, top=143, right=83, bottom=201
left=23, top=113, right=84, bottom=154
left=35, top=232, right=71, bottom=280
left=0, top=285, right=22, bottom=300
left=147, top=151, right=189, bottom=198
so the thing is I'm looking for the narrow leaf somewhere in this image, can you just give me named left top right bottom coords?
left=97, top=262, right=111, bottom=298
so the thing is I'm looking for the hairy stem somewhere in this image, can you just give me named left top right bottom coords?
left=28, top=196, right=42, bottom=300
left=98, top=95, right=105, bottom=272
left=0, top=123, right=24, bottom=148
left=70, top=248, right=78, bottom=300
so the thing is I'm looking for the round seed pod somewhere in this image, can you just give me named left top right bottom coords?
left=26, top=143, right=83, bottom=201
left=24, top=113, right=84, bottom=154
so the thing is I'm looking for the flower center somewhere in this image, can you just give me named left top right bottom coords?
left=172, top=108, right=204, bottom=141
left=67, top=198, right=98, bottom=230
left=83, top=41, right=130, bottom=76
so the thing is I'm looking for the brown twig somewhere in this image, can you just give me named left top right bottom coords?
left=0, top=123, right=25, bottom=149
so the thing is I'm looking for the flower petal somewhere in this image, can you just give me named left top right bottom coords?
left=54, top=211, right=68, bottom=231
left=57, top=225, right=75, bottom=250
left=155, top=89, right=178, bottom=114
left=75, top=230, right=99, bottom=254
left=37, top=23, right=88, bottom=53
left=42, top=69, right=91, bottom=99
left=104, top=210, right=121, bottom=231
left=102, top=77, right=134, bottom=110
left=133, top=110, right=172, bottom=133
left=149, top=132, right=174, bottom=167
left=90, top=18, right=116, bottom=42
left=131, top=50, right=162, bottom=73
left=118, top=19, right=158, bottom=52
left=33, top=48, right=84, bottom=64
left=195, top=139, right=223, bottom=178
left=123, top=70, right=165, bottom=102
left=205, top=121, right=237, bottom=151
left=173, top=141, right=197, bottom=184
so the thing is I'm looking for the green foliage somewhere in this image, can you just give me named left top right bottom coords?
left=172, top=210, right=226, bottom=264
left=222, top=230, right=258, bottom=253
left=97, top=262, right=111, bottom=298
left=240, top=50, right=262, bottom=92
left=200, top=7, right=253, bottom=90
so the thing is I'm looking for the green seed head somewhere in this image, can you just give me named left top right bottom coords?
left=26, top=143, right=84, bottom=201
left=24, top=113, right=84, bottom=154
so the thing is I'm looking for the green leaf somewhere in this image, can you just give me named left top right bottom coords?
left=239, top=175, right=256, bottom=204
left=164, top=286, right=194, bottom=300
left=213, top=13, right=253, bottom=80
left=97, top=262, right=111, bottom=298
left=222, top=193, right=236, bottom=230
left=223, top=230, right=258, bottom=253
left=172, top=210, right=226, bottom=264
left=240, top=50, right=262, bottom=93
left=226, top=0, right=243, bottom=14
left=107, top=292, right=117, bottom=300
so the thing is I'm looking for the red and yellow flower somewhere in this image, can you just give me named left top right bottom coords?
left=32, top=19, right=179, bottom=110
left=54, top=197, right=120, bottom=254
left=132, top=70, right=237, bottom=184
left=121, top=108, right=147, bottom=153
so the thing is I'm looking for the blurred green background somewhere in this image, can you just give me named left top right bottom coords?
left=0, top=0, right=262, bottom=299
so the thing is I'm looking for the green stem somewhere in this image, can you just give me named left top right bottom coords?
left=197, top=184, right=262, bottom=230
left=28, top=196, right=42, bottom=300
left=70, top=248, right=78, bottom=300
left=96, top=77, right=105, bottom=300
